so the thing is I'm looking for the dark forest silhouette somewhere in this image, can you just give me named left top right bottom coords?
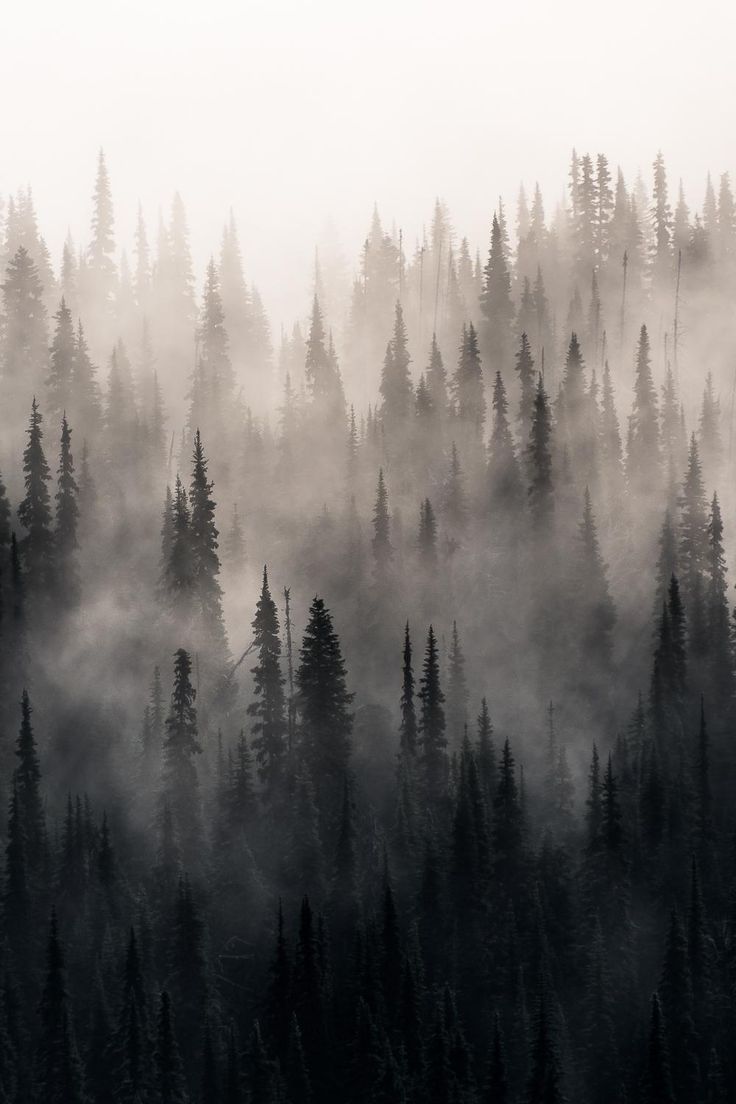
left=0, top=149, right=736, bottom=1102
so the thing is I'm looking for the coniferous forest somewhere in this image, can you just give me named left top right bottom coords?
left=2, top=148, right=736, bottom=1104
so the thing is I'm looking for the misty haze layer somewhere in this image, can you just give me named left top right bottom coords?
left=0, top=146, right=734, bottom=1103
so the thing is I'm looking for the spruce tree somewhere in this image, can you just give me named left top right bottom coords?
left=34, top=910, right=87, bottom=1104
left=248, top=566, right=287, bottom=798
left=153, top=991, right=188, bottom=1104
left=627, top=325, right=660, bottom=495
left=17, top=398, right=54, bottom=593
left=480, top=213, right=514, bottom=371
left=488, top=370, right=523, bottom=516
left=372, top=469, right=392, bottom=575
left=47, top=299, right=75, bottom=421
left=380, top=301, right=413, bottom=433
left=55, top=415, right=79, bottom=603
left=296, top=597, right=353, bottom=835
left=527, top=374, right=554, bottom=526
left=417, top=626, right=448, bottom=807
left=162, top=649, right=202, bottom=870
left=452, top=323, right=485, bottom=437
left=189, top=430, right=227, bottom=658
left=515, top=332, right=536, bottom=439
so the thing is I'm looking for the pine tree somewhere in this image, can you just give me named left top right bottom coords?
left=527, top=374, right=554, bottom=526
left=446, top=621, right=468, bottom=747
left=162, top=649, right=202, bottom=870
left=3, top=780, right=31, bottom=969
left=380, top=301, right=413, bottom=433
left=55, top=415, right=79, bottom=603
left=488, top=371, right=523, bottom=516
left=153, top=991, right=188, bottom=1104
left=705, top=493, right=733, bottom=711
left=15, top=688, right=46, bottom=874
left=35, top=910, right=87, bottom=1104
left=480, top=213, right=514, bottom=371
left=199, top=257, right=233, bottom=400
left=1, top=246, right=48, bottom=399
left=426, top=333, right=448, bottom=419
left=493, top=739, right=524, bottom=890
left=627, top=325, right=660, bottom=496
left=515, top=332, right=536, bottom=439
left=643, top=993, right=675, bottom=1104
left=526, top=989, right=566, bottom=1104
left=17, top=397, right=54, bottom=593
left=248, top=566, right=287, bottom=797
left=453, top=323, right=485, bottom=437
left=417, top=498, right=437, bottom=568
left=47, top=299, right=75, bottom=420
left=575, top=488, right=616, bottom=676
left=652, top=152, right=673, bottom=289
left=417, top=626, right=448, bottom=807
left=305, top=295, right=344, bottom=420
left=189, top=430, right=227, bottom=658
left=70, top=321, right=102, bottom=439
left=399, top=622, right=418, bottom=762
left=296, top=597, right=353, bottom=835
left=372, top=469, right=392, bottom=575
left=88, top=149, right=116, bottom=307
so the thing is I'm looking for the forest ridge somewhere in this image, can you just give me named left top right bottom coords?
left=0, top=149, right=734, bottom=1103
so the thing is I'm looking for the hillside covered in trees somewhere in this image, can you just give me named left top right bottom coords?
left=1, top=149, right=736, bottom=1102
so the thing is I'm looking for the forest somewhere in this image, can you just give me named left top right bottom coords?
left=0, top=148, right=735, bottom=1103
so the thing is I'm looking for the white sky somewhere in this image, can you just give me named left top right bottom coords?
left=1, top=0, right=735, bottom=327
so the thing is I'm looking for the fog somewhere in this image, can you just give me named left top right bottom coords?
left=2, top=0, right=734, bottom=325
left=1, top=5, right=736, bottom=1103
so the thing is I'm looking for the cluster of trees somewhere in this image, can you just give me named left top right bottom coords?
left=0, top=148, right=736, bottom=1102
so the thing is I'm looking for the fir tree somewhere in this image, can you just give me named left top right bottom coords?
left=17, top=397, right=54, bottom=592
left=248, top=566, right=287, bottom=797
left=527, top=374, right=554, bottom=526
left=162, top=649, right=202, bottom=870
left=417, top=626, right=448, bottom=807
left=35, top=910, right=87, bottom=1104
left=47, top=299, right=75, bottom=420
left=372, top=469, right=392, bottom=575
left=55, top=414, right=79, bottom=602
left=296, top=597, right=353, bottom=835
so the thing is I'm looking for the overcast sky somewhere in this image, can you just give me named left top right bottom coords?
left=0, top=0, right=734, bottom=327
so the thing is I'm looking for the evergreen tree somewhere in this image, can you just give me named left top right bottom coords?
left=17, top=397, right=54, bottom=593
left=515, top=332, right=536, bottom=439
left=15, top=688, right=46, bottom=874
left=189, top=430, right=228, bottom=658
left=399, top=622, right=418, bottom=762
left=248, top=566, right=287, bottom=797
left=417, top=498, right=437, bottom=568
left=34, top=910, right=87, bottom=1104
left=380, top=301, right=413, bottom=433
left=453, top=323, right=485, bottom=437
left=417, top=626, right=448, bottom=808
left=372, top=469, right=392, bottom=575
left=162, top=649, right=202, bottom=870
left=153, top=992, right=188, bottom=1104
left=627, top=325, right=660, bottom=496
left=55, top=415, right=79, bottom=602
left=47, top=299, right=75, bottom=420
left=488, top=371, right=523, bottom=516
left=480, top=213, right=514, bottom=371
left=642, top=993, right=675, bottom=1104
left=296, top=597, right=353, bottom=835
left=527, top=374, right=554, bottom=526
